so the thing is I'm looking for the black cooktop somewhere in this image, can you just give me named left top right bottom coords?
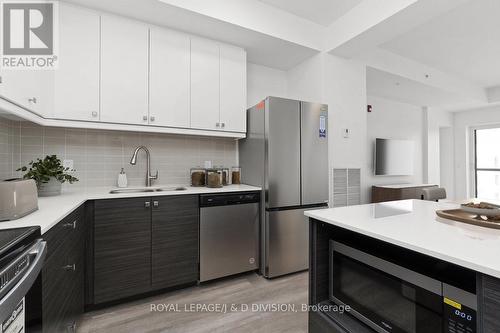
left=0, top=226, right=41, bottom=268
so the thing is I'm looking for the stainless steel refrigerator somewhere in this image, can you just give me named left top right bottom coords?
left=239, top=96, right=329, bottom=278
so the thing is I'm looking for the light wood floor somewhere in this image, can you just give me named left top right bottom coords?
left=79, top=271, right=308, bottom=333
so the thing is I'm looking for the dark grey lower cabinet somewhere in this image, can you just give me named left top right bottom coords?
left=42, top=206, right=84, bottom=333
left=309, top=311, right=346, bottom=333
left=93, top=195, right=199, bottom=304
left=480, top=274, right=500, bottom=333
left=152, top=195, right=199, bottom=289
left=93, top=197, right=152, bottom=303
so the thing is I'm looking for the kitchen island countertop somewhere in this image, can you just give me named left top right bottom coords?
left=305, top=199, right=500, bottom=278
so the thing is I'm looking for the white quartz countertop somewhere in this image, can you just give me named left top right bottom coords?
left=373, top=183, right=437, bottom=189
left=305, top=199, right=500, bottom=278
left=0, top=184, right=261, bottom=234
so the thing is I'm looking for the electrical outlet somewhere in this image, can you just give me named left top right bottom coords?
left=63, top=159, right=74, bottom=170
left=343, top=128, right=350, bottom=138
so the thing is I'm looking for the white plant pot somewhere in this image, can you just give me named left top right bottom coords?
left=38, top=177, right=62, bottom=197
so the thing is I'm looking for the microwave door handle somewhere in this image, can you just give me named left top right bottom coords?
left=0, top=240, right=47, bottom=321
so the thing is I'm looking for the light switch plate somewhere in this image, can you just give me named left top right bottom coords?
left=63, top=159, right=74, bottom=170
left=343, top=128, right=350, bottom=138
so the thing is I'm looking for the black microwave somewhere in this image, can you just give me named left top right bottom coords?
left=329, top=240, right=477, bottom=333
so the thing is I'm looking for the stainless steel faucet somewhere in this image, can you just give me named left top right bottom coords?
left=130, top=146, right=158, bottom=187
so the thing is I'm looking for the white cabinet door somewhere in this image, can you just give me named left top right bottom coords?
left=0, top=70, right=53, bottom=117
left=100, top=15, right=148, bottom=125
left=149, top=27, right=190, bottom=128
left=52, top=3, right=99, bottom=121
left=220, top=44, right=246, bottom=133
left=190, top=37, right=220, bottom=131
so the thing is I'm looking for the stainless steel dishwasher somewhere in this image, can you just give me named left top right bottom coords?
left=199, top=192, right=260, bottom=282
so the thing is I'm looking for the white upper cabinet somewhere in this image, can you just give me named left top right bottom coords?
left=0, top=4, right=247, bottom=138
left=0, top=70, right=53, bottom=118
left=53, top=3, right=99, bottom=121
left=100, top=15, right=149, bottom=125
left=149, top=27, right=190, bottom=128
left=220, top=44, right=246, bottom=133
left=190, top=37, right=220, bottom=131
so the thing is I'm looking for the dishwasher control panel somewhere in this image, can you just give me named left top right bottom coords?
left=200, top=192, right=260, bottom=207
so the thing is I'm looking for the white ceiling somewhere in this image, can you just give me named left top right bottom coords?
left=366, top=67, right=479, bottom=110
left=381, top=0, right=500, bottom=88
left=258, top=0, right=362, bottom=26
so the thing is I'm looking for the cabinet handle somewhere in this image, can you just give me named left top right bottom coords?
left=63, top=264, right=76, bottom=272
left=145, top=201, right=151, bottom=208
left=221, top=122, right=225, bottom=128
left=153, top=201, right=159, bottom=208
left=150, top=116, right=155, bottom=122
left=216, top=122, right=220, bottom=128
left=28, top=97, right=37, bottom=104
left=63, top=220, right=77, bottom=229
left=91, top=111, right=98, bottom=118
left=67, top=321, right=77, bottom=332
left=143, top=115, right=148, bottom=121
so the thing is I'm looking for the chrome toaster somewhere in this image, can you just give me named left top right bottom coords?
left=0, top=179, right=38, bottom=221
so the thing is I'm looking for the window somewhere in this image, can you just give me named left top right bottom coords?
left=474, top=127, right=500, bottom=200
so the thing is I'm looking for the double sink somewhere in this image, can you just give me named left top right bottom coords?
left=109, top=186, right=187, bottom=194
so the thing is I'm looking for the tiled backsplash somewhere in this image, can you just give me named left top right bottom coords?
left=0, top=118, right=238, bottom=188
left=0, top=118, right=13, bottom=181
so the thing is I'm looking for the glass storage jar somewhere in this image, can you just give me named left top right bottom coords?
left=231, top=166, right=242, bottom=185
left=190, top=167, right=206, bottom=187
left=221, top=167, right=230, bottom=186
left=205, top=168, right=223, bottom=188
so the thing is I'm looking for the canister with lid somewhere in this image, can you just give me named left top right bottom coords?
left=205, top=168, right=223, bottom=188
left=190, top=167, right=206, bottom=187
left=231, top=166, right=241, bottom=185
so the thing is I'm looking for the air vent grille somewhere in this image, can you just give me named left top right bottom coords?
left=332, top=168, right=361, bottom=207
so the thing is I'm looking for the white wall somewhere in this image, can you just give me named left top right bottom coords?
left=284, top=53, right=368, bottom=203
left=286, top=54, right=324, bottom=103
left=423, top=107, right=453, bottom=188
left=324, top=54, right=368, bottom=203
left=440, top=127, right=454, bottom=199
left=247, top=63, right=287, bottom=108
left=366, top=96, right=424, bottom=201
left=453, top=105, right=500, bottom=199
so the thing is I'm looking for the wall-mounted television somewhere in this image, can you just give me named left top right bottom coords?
left=374, top=138, right=414, bottom=176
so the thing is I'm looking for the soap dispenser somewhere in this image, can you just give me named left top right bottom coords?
left=117, top=168, right=128, bottom=188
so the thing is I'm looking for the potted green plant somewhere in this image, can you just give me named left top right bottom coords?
left=17, top=155, right=79, bottom=197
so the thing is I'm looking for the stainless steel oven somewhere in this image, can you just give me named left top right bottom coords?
left=0, top=227, right=46, bottom=333
left=329, top=241, right=477, bottom=333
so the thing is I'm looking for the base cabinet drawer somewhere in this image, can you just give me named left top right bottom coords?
left=42, top=255, right=83, bottom=332
left=42, top=206, right=84, bottom=333
left=43, top=207, right=83, bottom=260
